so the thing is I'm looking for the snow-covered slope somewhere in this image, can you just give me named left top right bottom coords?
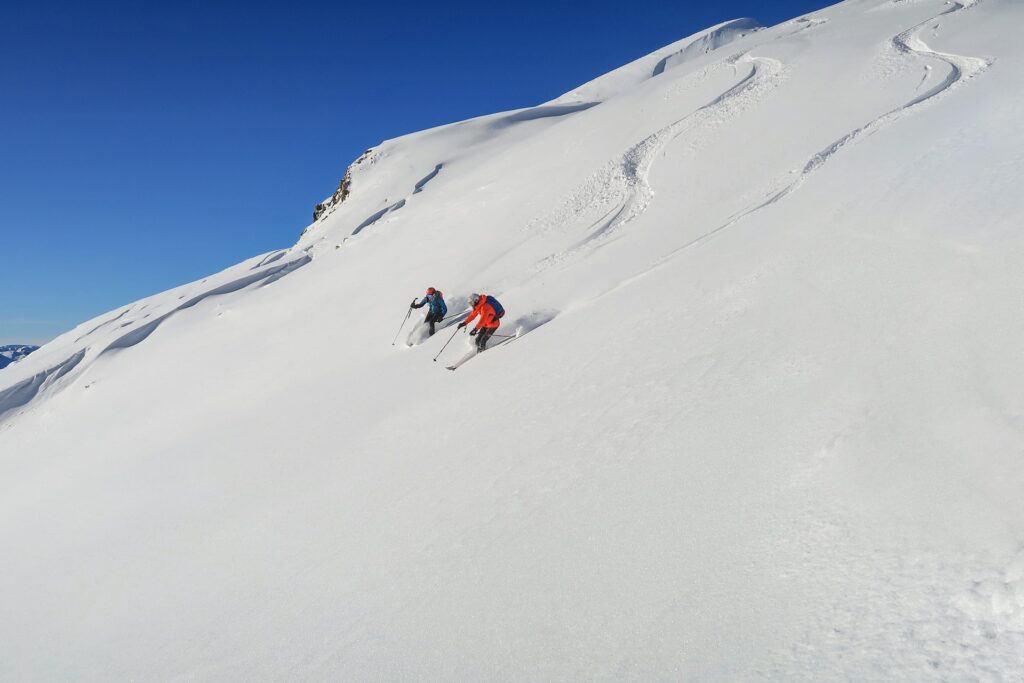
left=4, top=0, right=1024, bottom=679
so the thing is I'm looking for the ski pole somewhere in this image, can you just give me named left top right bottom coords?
left=432, top=308, right=472, bottom=333
left=391, top=306, right=413, bottom=345
left=433, top=324, right=463, bottom=362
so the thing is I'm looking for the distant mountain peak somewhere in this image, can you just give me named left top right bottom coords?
left=0, top=345, right=39, bottom=370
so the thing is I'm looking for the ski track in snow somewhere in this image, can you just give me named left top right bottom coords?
left=526, top=14, right=837, bottom=275
left=658, top=0, right=990, bottom=259
left=526, top=0, right=986, bottom=312
left=531, top=53, right=788, bottom=272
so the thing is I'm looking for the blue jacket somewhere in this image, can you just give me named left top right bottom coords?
left=413, top=293, right=446, bottom=317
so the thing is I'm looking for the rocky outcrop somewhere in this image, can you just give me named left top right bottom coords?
left=312, top=148, right=374, bottom=222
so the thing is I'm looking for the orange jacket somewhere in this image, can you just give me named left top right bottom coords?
left=464, top=298, right=501, bottom=330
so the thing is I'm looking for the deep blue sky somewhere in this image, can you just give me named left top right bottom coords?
left=2, top=0, right=832, bottom=345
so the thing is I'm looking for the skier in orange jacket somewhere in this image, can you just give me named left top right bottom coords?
left=457, top=292, right=501, bottom=351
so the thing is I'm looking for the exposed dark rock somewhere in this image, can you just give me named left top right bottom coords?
left=311, top=148, right=374, bottom=223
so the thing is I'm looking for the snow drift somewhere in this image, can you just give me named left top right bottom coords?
left=3, top=0, right=1024, bottom=679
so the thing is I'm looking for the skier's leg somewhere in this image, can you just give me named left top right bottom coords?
left=477, top=327, right=495, bottom=350
left=426, top=311, right=437, bottom=335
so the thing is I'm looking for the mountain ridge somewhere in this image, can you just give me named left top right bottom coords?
left=0, top=345, right=39, bottom=370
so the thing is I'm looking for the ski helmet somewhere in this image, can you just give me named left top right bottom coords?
left=469, top=293, right=481, bottom=306
left=426, top=287, right=436, bottom=295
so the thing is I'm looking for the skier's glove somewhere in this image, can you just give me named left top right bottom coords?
left=469, top=328, right=478, bottom=336
left=410, top=298, right=417, bottom=307
left=457, top=322, right=466, bottom=329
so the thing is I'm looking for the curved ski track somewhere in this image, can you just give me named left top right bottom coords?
left=657, top=0, right=990, bottom=258
left=532, top=53, right=787, bottom=272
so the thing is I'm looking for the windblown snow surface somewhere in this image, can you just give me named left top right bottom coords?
left=3, top=1, right=1024, bottom=679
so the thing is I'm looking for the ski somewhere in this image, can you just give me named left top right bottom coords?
left=444, top=328, right=522, bottom=370
left=446, top=349, right=478, bottom=370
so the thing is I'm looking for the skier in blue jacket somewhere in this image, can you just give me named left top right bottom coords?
left=410, top=287, right=447, bottom=336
